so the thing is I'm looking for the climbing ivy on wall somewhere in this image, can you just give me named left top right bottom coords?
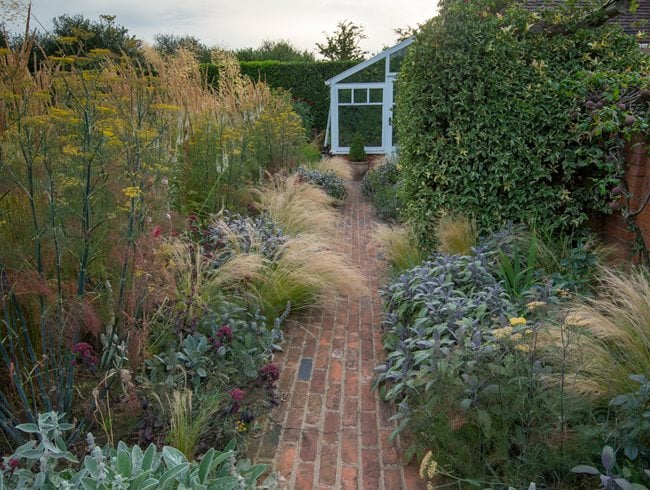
left=396, top=0, right=649, bottom=248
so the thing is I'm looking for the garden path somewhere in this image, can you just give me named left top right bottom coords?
left=251, top=182, right=424, bottom=489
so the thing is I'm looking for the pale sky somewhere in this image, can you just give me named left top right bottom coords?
left=11, top=0, right=439, bottom=56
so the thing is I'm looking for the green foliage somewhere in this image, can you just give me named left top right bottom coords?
left=1, top=416, right=270, bottom=489
left=607, top=375, right=650, bottom=466
left=348, top=133, right=367, bottom=162
left=202, top=60, right=356, bottom=131
left=396, top=0, right=649, bottom=248
left=361, top=160, right=401, bottom=221
left=374, top=234, right=591, bottom=486
left=497, top=233, right=539, bottom=299
left=235, top=39, right=315, bottom=62
left=316, top=20, right=367, bottom=61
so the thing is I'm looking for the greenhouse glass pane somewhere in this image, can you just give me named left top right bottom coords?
left=353, top=88, right=368, bottom=104
left=339, top=105, right=382, bottom=147
left=340, top=60, right=385, bottom=83
left=369, top=88, right=383, bottom=103
left=339, top=88, right=352, bottom=103
left=389, top=47, right=407, bottom=73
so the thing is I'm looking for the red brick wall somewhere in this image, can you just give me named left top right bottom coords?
left=595, top=138, right=650, bottom=256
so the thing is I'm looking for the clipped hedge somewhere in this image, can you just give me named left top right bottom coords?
left=203, top=61, right=357, bottom=132
left=396, top=0, right=649, bottom=248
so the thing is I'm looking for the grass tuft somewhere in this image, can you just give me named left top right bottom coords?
left=560, top=266, right=650, bottom=398
left=316, top=156, right=353, bottom=181
left=253, top=174, right=338, bottom=240
left=167, top=389, right=223, bottom=460
left=435, top=213, right=477, bottom=256
left=373, top=224, right=425, bottom=273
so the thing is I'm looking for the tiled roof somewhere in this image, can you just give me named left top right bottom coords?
left=520, top=0, right=649, bottom=43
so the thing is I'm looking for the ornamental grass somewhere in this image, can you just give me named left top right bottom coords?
left=317, top=156, right=353, bottom=181
left=434, top=212, right=477, bottom=256
left=372, top=223, right=424, bottom=273
left=559, top=266, right=650, bottom=399
left=252, top=174, right=338, bottom=240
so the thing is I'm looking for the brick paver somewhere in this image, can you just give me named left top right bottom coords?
left=253, top=182, right=424, bottom=489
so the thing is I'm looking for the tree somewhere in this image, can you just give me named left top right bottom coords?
left=394, top=25, right=417, bottom=42
left=316, top=21, right=367, bottom=61
left=235, top=39, right=314, bottom=62
left=153, top=33, right=211, bottom=63
left=39, top=14, right=142, bottom=59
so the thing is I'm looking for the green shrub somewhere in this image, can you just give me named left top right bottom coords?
left=396, top=0, right=649, bottom=248
left=203, top=60, right=357, bottom=132
left=361, top=159, right=401, bottom=221
left=375, top=235, right=590, bottom=487
left=348, top=133, right=367, bottom=162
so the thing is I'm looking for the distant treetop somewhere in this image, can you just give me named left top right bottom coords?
left=316, top=21, right=367, bottom=61
left=235, top=40, right=315, bottom=62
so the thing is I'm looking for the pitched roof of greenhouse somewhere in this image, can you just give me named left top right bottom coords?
left=324, top=37, right=414, bottom=86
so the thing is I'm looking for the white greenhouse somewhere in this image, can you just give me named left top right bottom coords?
left=324, top=37, right=414, bottom=156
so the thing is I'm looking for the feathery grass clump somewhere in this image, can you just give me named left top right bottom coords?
left=204, top=235, right=367, bottom=319
left=561, top=266, right=650, bottom=398
left=167, top=389, right=223, bottom=459
left=373, top=223, right=424, bottom=273
left=253, top=174, right=338, bottom=239
left=317, top=156, right=353, bottom=181
left=253, top=236, right=367, bottom=317
left=435, top=213, right=477, bottom=256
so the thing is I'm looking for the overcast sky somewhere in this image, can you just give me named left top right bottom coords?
left=11, top=0, right=439, bottom=55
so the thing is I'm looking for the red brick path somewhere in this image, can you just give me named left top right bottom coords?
left=252, top=182, right=424, bottom=489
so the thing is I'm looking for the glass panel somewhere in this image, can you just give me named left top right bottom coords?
left=369, top=88, right=383, bottom=103
left=339, top=88, right=352, bottom=103
left=353, top=88, right=368, bottom=104
left=340, top=60, right=385, bottom=83
left=339, top=105, right=383, bottom=148
left=389, top=47, right=407, bottom=73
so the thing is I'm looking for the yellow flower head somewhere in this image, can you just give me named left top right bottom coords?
left=122, top=186, right=142, bottom=199
left=509, top=317, right=527, bottom=327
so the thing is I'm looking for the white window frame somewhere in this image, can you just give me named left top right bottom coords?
left=325, top=38, right=414, bottom=156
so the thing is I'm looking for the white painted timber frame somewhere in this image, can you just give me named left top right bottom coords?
left=325, top=37, right=414, bottom=156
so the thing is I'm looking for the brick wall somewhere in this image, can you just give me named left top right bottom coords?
left=594, top=138, right=650, bottom=256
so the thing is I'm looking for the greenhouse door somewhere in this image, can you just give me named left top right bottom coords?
left=332, top=84, right=385, bottom=154
left=384, top=75, right=396, bottom=155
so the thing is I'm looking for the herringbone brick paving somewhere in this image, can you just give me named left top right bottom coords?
left=251, top=181, right=424, bottom=489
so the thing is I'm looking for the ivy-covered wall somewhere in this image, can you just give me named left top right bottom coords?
left=203, top=61, right=356, bottom=132
left=396, top=0, right=649, bottom=247
left=596, top=139, right=650, bottom=258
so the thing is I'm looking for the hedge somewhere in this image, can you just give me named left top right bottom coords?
left=202, top=60, right=356, bottom=132
left=396, top=0, right=649, bottom=248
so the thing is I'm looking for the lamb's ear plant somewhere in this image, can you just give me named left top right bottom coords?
left=1, top=411, right=272, bottom=489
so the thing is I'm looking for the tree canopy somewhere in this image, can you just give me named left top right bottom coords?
left=39, top=14, right=142, bottom=58
left=153, top=33, right=211, bottom=63
left=316, top=21, right=367, bottom=61
left=235, top=39, right=314, bottom=62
